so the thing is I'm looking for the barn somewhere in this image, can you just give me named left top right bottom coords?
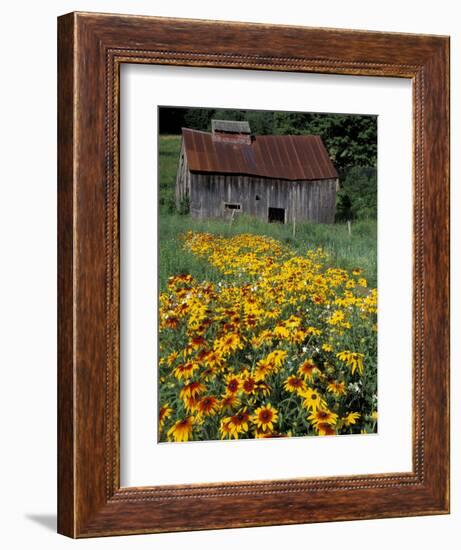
left=175, top=120, right=339, bottom=224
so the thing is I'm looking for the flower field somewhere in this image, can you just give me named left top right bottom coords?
left=158, top=231, right=377, bottom=443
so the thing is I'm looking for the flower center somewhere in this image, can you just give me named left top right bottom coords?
left=260, top=410, right=272, bottom=422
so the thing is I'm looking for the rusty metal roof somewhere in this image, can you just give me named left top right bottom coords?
left=181, top=128, right=338, bottom=181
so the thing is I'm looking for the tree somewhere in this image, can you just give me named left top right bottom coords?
left=183, top=108, right=215, bottom=131
left=336, top=166, right=377, bottom=221
left=159, top=106, right=377, bottom=221
left=273, top=113, right=377, bottom=173
left=160, top=107, right=377, bottom=175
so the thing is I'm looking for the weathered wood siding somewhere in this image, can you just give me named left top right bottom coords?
left=175, top=142, right=191, bottom=207
left=186, top=172, right=337, bottom=224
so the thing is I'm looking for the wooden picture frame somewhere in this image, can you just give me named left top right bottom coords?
left=57, top=12, right=450, bottom=537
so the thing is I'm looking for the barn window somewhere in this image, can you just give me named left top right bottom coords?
left=255, top=195, right=261, bottom=200
left=224, top=203, right=241, bottom=211
left=268, top=207, right=285, bottom=223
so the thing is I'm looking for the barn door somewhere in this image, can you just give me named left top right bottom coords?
left=268, top=207, right=285, bottom=223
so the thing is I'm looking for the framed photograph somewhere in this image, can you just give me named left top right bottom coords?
left=57, top=12, right=450, bottom=537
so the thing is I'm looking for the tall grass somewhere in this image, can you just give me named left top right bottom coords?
left=158, top=134, right=377, bottom=290
left=158, top=135, right=182, bottom=213
left=159, top=213, right=377, bottom=290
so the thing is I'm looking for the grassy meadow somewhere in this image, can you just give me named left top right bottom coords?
left=157, top=133, right=378, bottom=443
left=158, top=135, right=377, bottom=291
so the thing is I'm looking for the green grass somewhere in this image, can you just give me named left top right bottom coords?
left=158, top=134, right=377, bottom=290
left=159, top=213, right=377, bottom=290
left=158, top=135, right=182, bottom=214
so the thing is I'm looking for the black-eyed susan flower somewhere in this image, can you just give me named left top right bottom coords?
left=316, top=422, right=336, bottom=436
left=255, top=429, right=285, bottom=439
left=158, top=403, right=172, bottom=431
left=214, top=333, right=243, bottom=356
left=252, top=403, right=278, bottom=432
left=179, top=381, right=206, bottom=401
left=273, top=324, right=290, bottom=339
left=298, top=359, right=317, bottom=380
left=196, top=395, right=219, bottom=417
left=327, top=380, right=346, bottom=396
left=291, top=329, right=307, bottom=344
left=241, top=371, right=257, bottom=395
left=187, top=335, right=207, bottom=351
left=244, top=313, right=258, bottom=328
left=343, top=412, right=360, bottom=426
left=182, top=395, right=200, bottom=413
left=166, top=351, right=179, bottom=366
left=220, top=393, right=240, bottom=412
left=266, top=349, right=287, bottom=368
left=164, top=315, right=180, bottom=330
left=228, top=410, right=251, bottom=438
left=195, top=349, right=209, bottom=362
left=328, top=310, right=347, bottom=327
left=336, top=350, right=365, bottom=375
left=220, top=417, right=233, bottom=439
left=201, top=366, right=218, bottom=382
left=254, top=358, right=273, bottom=381
left=283, top=375, right=306, bottom=394
left=301, top=388, right=326, bottom=411
left=285, top=316, right=301, bottom=329
left=306, top=326, right=321, bottom=336
left=254, top=381, right=271, bottom=397
left=263, top=308, right=281, bottom=320
left=204, top=350, right=225, bottom=369
left=167, top=417, right=194, bottom=442
left=308, top=408, right=338, bottom=428
left=224, top=374, right=240, bottom=395
left=172, top=361, right=199, bottom=381
left=251, top=329, right=273, bottom=348
left=159, top=231, right=378, bottom=442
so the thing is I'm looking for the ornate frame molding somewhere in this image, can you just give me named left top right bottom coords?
left=58, top=12, right=449, bottom=537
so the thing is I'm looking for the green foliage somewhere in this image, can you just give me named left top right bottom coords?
left=177, top=195, right=190, bottom=215
left=157, top=135, right=377, bottom=288
left=159, top=213, right=377, bottom=291
left=183, top=108, right=215, bottom=131
left=159, top=231, right=377, bottom=442
left=158, top=135, right=181, bottom=214
left=336, top=166, right=377, bottom=221
left=211, top=108, right=275, bottom=135
left=273, top=112, right=377, bottom=173
left=160, top=107, right=377, bottom=173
